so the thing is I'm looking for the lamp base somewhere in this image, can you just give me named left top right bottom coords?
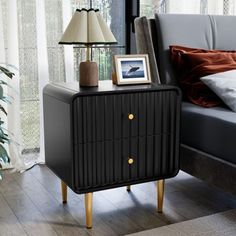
left=79, top=61, right=98, bottom=87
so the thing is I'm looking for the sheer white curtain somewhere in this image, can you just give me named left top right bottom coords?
left=0, top=0, right=72, bottom=171
left=0, top=0, right=25, bottom=171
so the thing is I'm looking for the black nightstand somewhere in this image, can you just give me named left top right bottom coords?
left=43, top=80, right=181, bottom=228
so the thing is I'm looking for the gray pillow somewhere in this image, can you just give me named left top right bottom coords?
left=200, top=69, right=236, bottom=112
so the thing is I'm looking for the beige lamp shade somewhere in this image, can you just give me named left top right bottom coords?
left=59, top=9, right=117, bottom=45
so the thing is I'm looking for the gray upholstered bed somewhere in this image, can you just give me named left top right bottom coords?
left=135, top=14, right=236, bottom=194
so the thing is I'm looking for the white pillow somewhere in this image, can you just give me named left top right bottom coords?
left=200, top=69, right=236, bottom=112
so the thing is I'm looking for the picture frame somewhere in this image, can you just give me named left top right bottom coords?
left=113, top=54, right=151, bottom=85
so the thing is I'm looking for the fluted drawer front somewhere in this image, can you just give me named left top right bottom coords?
left=74, top=140, right=126, bottom=189
left=73, top=90, right=179, bottom=144
left=74, top=133, right=178, bottom=191
left=129, top=134, right=178, bottom=180
left=74, top=94, right=126, bottom=143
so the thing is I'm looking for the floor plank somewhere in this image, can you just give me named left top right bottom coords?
left=13, top=172, right=90, bottom=236
left=1, top=165, right=236, bottom=236
left=0, top=195, right=27, bottom=236
left=2, top=190, right=59, bottom=236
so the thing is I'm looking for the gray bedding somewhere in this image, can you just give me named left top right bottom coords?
left=182, top=102, right=236, bottom=165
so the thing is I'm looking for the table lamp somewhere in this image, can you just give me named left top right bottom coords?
left=59, top=8, right=117, bottom=87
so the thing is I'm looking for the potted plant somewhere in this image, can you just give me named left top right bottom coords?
left=0, top=65, right=15, bottom=179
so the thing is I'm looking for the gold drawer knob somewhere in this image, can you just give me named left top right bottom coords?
left=128, top=158, right=134, bottom=165
left=128, top=113, right=134, bottom=120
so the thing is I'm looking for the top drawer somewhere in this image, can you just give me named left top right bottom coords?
left=73, top=90, right=179, bottom=144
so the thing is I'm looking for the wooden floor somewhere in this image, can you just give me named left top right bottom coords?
left=0, top=165, right=236, bottom=236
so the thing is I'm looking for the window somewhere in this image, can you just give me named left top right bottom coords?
left=140, top=0, right=236, bottom=16
left=140, top=0, right=166, bottom=17
left=18, top=0, right=40, bottom=155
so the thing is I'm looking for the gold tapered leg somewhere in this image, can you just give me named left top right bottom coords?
left=85, top=193, right=93, bottom=229
left=61, top=180, right=67, bottom=204
left=157, top=179, right=165, bottom=213
left=127, top=185, right=131, bottom=192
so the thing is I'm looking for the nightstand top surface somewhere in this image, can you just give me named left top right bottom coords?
left=54, top=80, right=158, bottom=93
left=44, top=80, right=180, bottom=103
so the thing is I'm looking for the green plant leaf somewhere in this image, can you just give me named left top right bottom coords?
left=0, top=135, right=10, bottom=144
left=0, top=104, right=7, bottom=115
left=0, top=162, right=3, bottom=180
left=0, top=66, right=15, bottom=79
left=0, top=123, right=12, bottom=135
left=0, top=96, right=11, bottom=104
left=0, top=126, right=9, bottom=136
left=0, top=64, right=15, bottom=181
left=0, top=79, right=18, bottom=95
left=0, top=80, right=7, bottom=85
left=0, top=85, right=3, bottom=99
left=0, top=124, right=11, bottom=145
left=0, top=80, right=17, bottom=94
left=0, top=138, right=10, bottom=144
left=0, top=63, right=18, bottom=72
left=0, top=144, right=9, bottom=163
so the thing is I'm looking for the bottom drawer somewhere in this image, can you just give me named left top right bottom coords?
left=74, top=135, right=179, bottom=193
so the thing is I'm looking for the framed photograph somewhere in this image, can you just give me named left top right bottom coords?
left=113, top=54, right=151, bottom=85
